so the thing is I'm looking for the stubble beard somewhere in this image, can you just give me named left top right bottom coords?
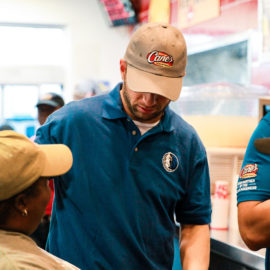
left=121, top=82, right=167, bottom=123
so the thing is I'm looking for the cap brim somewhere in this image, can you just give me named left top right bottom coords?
left=36, top=100, right=58, bottom=107
left=126, top=65, right=183, bottom=101
left=39, top=144, right=73, bottom=177
left=254, top=138, right=270, bottom=154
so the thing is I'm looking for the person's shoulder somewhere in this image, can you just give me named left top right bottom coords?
left=263, top=112, right=270, bottom=121
left=258, top=112, right=270, bottom=127
left=68, top=94, right=106, bottom=110
left=54, top=94, right=108, bottom=120
left=247, top=112, right=270, bottom=144
left=39, top=248, right=80, bottom=270
left=167, top=108, right=206, bottom=152
left=168, top=108, right=198, bottom=134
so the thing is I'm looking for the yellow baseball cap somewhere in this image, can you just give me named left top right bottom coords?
left=0, top=130, right=73, bottom=201
left=124, top=22, right=187, bottom=101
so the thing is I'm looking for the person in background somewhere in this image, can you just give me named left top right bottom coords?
left=238, top=113, right=270, bottom=270
left=0, top=122, right=15, bottom=131
left=36, top=92, right=65, bottom=125
left=0, top=130, right=79, bottom=270
left=30, top=92, right=65, bottom=249
left=73, top=79, right=108, bottom=100
left=35, top=22, right=211, bottom=270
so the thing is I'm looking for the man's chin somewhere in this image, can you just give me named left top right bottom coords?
left=133, top=113, right=161, bottom=123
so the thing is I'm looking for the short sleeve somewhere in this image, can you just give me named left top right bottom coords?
left=237, top=114, right=270, bottom=204
left=175, top=136, right=212, bottom=225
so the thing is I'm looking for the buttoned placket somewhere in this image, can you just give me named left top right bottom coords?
left=126, top=118, right=165, bottom=157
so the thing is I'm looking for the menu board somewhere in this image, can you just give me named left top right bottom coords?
left=99, top=0, right=137, bottom=26
left=148, top=0, right=170, bottom=24
left=178, top=0, right=220, bottom=29
left=134, top=0, right=178, bottom=25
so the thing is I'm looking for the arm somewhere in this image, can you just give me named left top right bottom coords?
left=238, top=200, right=270, bottom=250
left=180, top=224, right=210, bottom=270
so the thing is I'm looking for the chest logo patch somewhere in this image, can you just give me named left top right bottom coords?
left=240, top=164, right=258, bottom=179
left=162, top=152, right=179, bottom=172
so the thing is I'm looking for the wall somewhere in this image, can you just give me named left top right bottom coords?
left=0, top=0, right=132, bottom=100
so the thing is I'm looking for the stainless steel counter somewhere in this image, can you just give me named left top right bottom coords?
left=210, top=229, right=265, bottom=270
left=174, top=225, right=265, bottom=269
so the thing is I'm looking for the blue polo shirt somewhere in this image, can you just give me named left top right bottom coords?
left=237, top=113, right=270, bottom=270
left=35, top=83, right=211, bottom=270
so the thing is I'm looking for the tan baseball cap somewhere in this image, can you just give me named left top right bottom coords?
left=0, top=130, right=73, bottom=201
left=124, top=22, right=187, bottom=101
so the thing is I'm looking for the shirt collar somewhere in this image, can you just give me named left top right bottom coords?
left=102, top=83, right=175, bottom=133
left=160, top=106, right=174, bottom=133
left=102, top=83, right=126, bottom=120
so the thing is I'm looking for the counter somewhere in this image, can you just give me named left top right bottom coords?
left=173, top=226, right=265, bottom=270
left=210, top=229, right=265, bottom=270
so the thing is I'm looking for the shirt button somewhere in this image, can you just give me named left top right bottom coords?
left=134, top=147, right=138, bottom=152
left=132, top=130, right=136, bottom=135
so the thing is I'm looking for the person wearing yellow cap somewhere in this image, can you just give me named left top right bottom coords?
left=0, top=130, right=79, bottom=270
left=35, top=22, right=211, bottom=270
left=30, top=92, right=65, bottom=250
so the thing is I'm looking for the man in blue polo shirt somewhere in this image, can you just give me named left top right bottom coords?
left=35, top=22, right=211, bottom=270
left=238, top=112, right=270, bottom=270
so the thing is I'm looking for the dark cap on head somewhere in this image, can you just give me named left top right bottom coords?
left=0, top=122, right=14, bottom=131
left=36, top=93, right=65, bottom=108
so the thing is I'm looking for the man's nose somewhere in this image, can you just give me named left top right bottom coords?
left=142, top=93, right=157, bottom=106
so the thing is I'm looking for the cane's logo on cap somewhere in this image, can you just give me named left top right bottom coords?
left=147, top=51, right=174, bottom=67
left=162, top=152, right=179, bottom=172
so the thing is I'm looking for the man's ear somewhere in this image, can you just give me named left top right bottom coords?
left=13, top=193, right=28, bottom=216
left=120, top=59, right=127, bottom=81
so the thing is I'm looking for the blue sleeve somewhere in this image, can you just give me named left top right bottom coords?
left=176, top=134, right=212, bottom=225
left=35, top=111, right=63, bottom=145
left=35, top=103, right=74, bottom=146
left=237, top=113, right=270, bottom=204
left=35, top=99, right=85, bottom=146
left=35, top=117, right=56, bottom=145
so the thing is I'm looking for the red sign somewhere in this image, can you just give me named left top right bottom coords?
left=99, top=0, right=137, bottom=26
left=178, top=0, right=220, bottom=29
left=214, top=182, right=229, bottom=199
